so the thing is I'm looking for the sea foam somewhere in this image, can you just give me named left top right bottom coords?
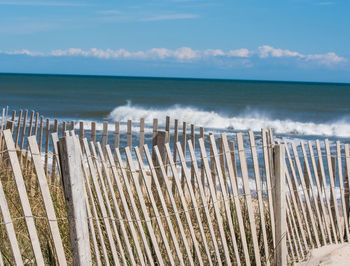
left=107, top=102, right=350, bottom=138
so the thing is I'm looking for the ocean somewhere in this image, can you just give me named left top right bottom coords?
left=1, top=73, right=350, bottom=147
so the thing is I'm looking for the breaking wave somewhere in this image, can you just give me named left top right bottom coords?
left=107, top=102, right=350, bottom=138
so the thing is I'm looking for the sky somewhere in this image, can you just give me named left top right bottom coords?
left=0, top=0, right=349, bottom=82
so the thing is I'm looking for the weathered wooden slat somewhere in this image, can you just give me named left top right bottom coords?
left=173, top=119, right=179, bottom=165
left=300, top=141, right=327, bottom=245
left=345, top=144, right=350, bottom=225
left=325, top=139, right=343, bottom=242
left=69, top=133, right=102, bottom=266
left=24, top=111, right=35, bottom=172
left=150, top=146, right=196, bottom=266
left=199, top=127, right=205, bottom=186
left=50, top=120, right=59, bottom=179
left=336, top=141, right=349, bottom=241
left=187, top=140, right=223, bottom=265
left=307, top=141, right=332, bottom=243
left=273, top=144, right=287, bottom=266
left=127, top=120, right=132, bottom=147
left=229, top=141, right=238, bottom=181
left=0, top=178, right=24, bottom=265
left=105, top=146, right=146, bottom=266
left=170, top=143, right=212, bottom=265
left=28, top=136, right=67, bottom=265
left=222, top=134, right=252, bottom=262
left=0, top=108, right=5, bottom=150
left=125, top=146, right=165, bottom=266
left=59, top=135, right=92, bottom=266
left=143, top=145, right=190, bottom=265
left=61, top=121, right=66, bottom=137
left=135, top=146, right=178, bottom=265
left=19, top=109, right=28, bottom=151
left=286, top=196, right=303, bottom=260
left=0, top=107, right=5, bottom=130
left=68, top=121, right=74, bottom=132
left=218, top=138, right=225, bottom=190
left=0, top=250, right=3, bottom=266
left=114, top=121, right=120, bottom=149
left=97, top=143, right=136, bottom=265
left=285, top=168, right=309, bottom=252
left=15, top=109, right=22, bottom=147
left=85, top=195, right=102, bottom=266
left=291, top=143, right=321, bottom=247
left=181, top=121, right=187, bottom=186
left=211, top=134, right=243, bottom=265
left=261, top=129, right=276, bottom=245
left=91, top=121, right=96, bottom=144
left=38, top=116, right=44, bottom=153
left=286, top=144, right=315, bottom=247
left=198, top=137, right=232, bottom=266
left=152, top=131, right=169, bottom=188
left=91, top=143, right=127, bottom=266
left=51, top=132, right=61, bottom=182
left=114, top=148, right=155, bottom=265
left=77, top=138, right=108, bottom=265
left=82, top=139, right=120, bottom=265
left=286, top=225, right=295, bottom=262
left=44, top=118, right=50, bottom=176
left=190, top=124, right=195, bottom=184
left=139, top=118, right=145, bottom=158
left=248, top=131, right=270, bottom=265
left=78, top=121, right=84, bottom=141
left=3, top=129, right=45, bottom=265
left=102, top=121, right=108, bottom=152
left=11, top=110, right=16, bottom=123
left=152, top=118, right=158, bottom=146
left=236, top=133, right=261, bottom=265
left=315, top=140, right=338, bottom=243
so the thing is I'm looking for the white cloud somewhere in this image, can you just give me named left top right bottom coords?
left=1, top=46, right=346, bottom=67
left=148, top=48, right=172, bottom=59
left=51, top=48, right=146, bottom=59
left=4, top=49, right=44, bottom=56
left=173, top=47, right=199, bottom=60
left=204, top=49, right=225, bottom=57
left=305, top=52, right=345, bottom=66
left=227, top=48, right=250, bottom=58
left=257, top=45, right=346, bottom=66
left=258, top=45, right=303, bottom=58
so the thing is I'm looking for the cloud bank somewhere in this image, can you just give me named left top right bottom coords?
left=0, top=45, right=346, bottom=67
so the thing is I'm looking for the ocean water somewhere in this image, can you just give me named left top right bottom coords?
left=1, top=73, right=349, bottom=146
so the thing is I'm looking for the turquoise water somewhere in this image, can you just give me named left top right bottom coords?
left=1, top=73, right=350, bottom=140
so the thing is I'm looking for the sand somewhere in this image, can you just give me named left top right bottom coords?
left=296, top=244, right=350, bottom=266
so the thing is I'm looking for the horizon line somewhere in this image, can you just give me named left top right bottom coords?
left=0, top=71, right=349, bottom=85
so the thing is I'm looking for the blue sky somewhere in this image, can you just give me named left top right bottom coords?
left=0, top=0, right=349, bottom=82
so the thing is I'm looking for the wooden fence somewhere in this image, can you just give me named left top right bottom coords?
left=0, top=107, right=350, bottom=265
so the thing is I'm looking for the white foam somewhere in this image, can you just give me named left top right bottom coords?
left=107, top=102, right=350, bottom=138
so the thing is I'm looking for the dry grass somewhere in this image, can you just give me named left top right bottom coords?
left=0, top=153, right=286, bottom=265
left=0, top=155, right=71, bottom=265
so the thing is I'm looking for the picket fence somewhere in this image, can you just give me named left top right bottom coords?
left=0, top=107, right=349, bottom=265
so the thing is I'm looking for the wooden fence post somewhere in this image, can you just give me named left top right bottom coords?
left=152, top=131, right=169, bottom=187
left=273, top=144, right=287, bottom=265
left=58, top=135, right=92, bottom=265
left=6, top=120, right=14, bottom=133
left=127, top=120, right=132, bottom=147
left=91, top=122, right=96, bottom=144
left=102, top=121, right=108, bottom=154
left=139, top=118, right=145, bottom=158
